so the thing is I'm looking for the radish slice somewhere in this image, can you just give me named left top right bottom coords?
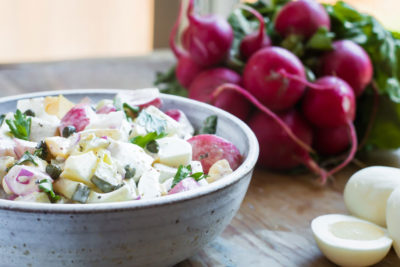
left=13, top=139, right=37, bottom=158
left=59, top=104, right=96, bottom=134
left=165, top=109, right=181, bottom=121
left=96, top=104, right=117, bottom=114
left=168, top=178, right=200, bottom=195
left=4, top=165, right=52, bottom=196
left=187, top=134, right=242, bottom=173
left=114, top=88, right=162, bottom=110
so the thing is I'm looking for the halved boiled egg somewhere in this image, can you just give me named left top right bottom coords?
left=311, top=214, right=392, bottom=266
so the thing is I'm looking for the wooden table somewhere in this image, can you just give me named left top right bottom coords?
left=0, top=51, right=398, bottom=267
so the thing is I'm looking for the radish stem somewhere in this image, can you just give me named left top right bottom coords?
left=169, top=0, right=186, bottom=58
left=212, top=83, right=315, bottom=154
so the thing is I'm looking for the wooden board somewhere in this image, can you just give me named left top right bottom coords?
left=0, top=51, right=399, bottom=266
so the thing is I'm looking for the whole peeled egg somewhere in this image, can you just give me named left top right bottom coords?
left=344, top=166, right=400, bottom=227
left=311, top=214, right=392, bottom=266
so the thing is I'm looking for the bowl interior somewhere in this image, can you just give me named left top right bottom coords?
left=0, top=89, right=259, bottom=211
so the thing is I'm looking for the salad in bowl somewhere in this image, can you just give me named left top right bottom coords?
left=0, top=89, right=242, bottom=204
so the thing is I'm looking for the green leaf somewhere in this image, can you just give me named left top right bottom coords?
left=123, top=103, right=140, bottom=120
left=0, top=114, right=5, bottom=127
left=6, top=109, right=31, bottom=140
left=198, top=115, right=218, bottom=135
left=171, top=165, right=192, bottom=188
left=154, top=66, right=188, bottom=97
left=190, top=172, right=208, bottom=181
left=38, top=179, right=60, bottom=202
left=9, top=151, right=38, bottom=171
left=136, top=110, right=167, bottom=134
left=130, top=131, right=167, bottom=148
left=306, top=27, right=335, bottom=50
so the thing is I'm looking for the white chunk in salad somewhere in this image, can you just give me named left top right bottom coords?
left=0, top=89, right=241, bottom=204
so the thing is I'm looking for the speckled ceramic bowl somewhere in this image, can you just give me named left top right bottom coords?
left=0, top=89, right=259, bottom=267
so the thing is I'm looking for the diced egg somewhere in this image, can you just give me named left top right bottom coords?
left=153, top=163, right=177, bottom=183
left=45, top=136, right=73, bottom=159
left=54, top=178, right=83, bottom=199
left=44, top=95, right=75, bottom=119
left=17, top=97, right=60, bottom=123
left=138, top=168, right=162, bottom=199
left=344, top=166, right=400, bottom=227
left=108, top=140, right=154, bottom=182
left=311, top=214, right=392, bottom=267
left=30, top=117, right=59, bottom=142
left=156, top=137, right=192, bottom=167
left=386, top=187, right=400, bottom=258
left=86, top=111, right=125, bottom=130
left=143, top=106, right=181, bottom=136
left=15, top=192, right=51, bottom=203
left=161, top=178, right=173, bottom=195
left=190, top=160, right=203, bottom=173
left=87, top=185, right=133, bottom=203
left=61, top=151, right=98, bottom=186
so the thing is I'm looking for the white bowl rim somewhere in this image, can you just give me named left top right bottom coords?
left=0, top=89, right=259, bottom=213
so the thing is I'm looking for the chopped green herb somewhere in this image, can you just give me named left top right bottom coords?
left=23, top=109, right=35, bottom=117
left=136, top=110, right=166, bottom=134
left=0, top=114, right=5, bottom=127
left=9, top=151, right=38, bottom=171
left=171, top=165, right=208, bottom=188
left=62, top=125, right=76, bottom=138
left=123, top=103, right=140, bottom=120
left=124, top=165, right=136, bottom=179
left=198, top=115, right=218, bottom=135
left=6, top=109, right=31, bottom=140
left=38, top=179, right=60, bottom=202
left=91, top=175, right=117, bottom=193
left=71, top=183, right=91, bottom=203
left=130, top=131, right=167, bottom=148
left=45, top=164, right=62, bottom=180
left=171, top=165, right=192, bottom=188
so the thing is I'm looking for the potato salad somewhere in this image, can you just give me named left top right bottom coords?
left=0, top=89, right=242, bottom=204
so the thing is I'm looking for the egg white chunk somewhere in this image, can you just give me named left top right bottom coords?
left=156, top=137, right=192, bottom=167
left=344, top=166, right=400, bottom=227
left=386, top=187, right=400, bottom=258
left=311, top=214, right=392, bottom=267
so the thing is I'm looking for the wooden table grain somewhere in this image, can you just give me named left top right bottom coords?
left=0, top=51, right=398, bottom=267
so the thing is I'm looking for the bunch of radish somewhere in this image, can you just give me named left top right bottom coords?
left=168, top=0, right=375, bottom=183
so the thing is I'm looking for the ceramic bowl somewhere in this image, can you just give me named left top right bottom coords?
left=0, top=89, right=259, bottom=267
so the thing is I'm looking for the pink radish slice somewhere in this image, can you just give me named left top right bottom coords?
left=115, top=89, right=162, bottom=109
left=165, top=109, right=181, bottom=121
left=0, top=139, right=16, bottom=157
left=59, top=104, right=95, bottom=134
left=168, top=178, right=200, bottom=195
left=243, top=46, right=306, bottom=111
left=96, top=104, right=117, bottom=114
left=4, top=165, right=52, bottom=196
left=13, top=139, right=37, bottom=158
left=187, top=134, right=242, bottom=173
left=275, top=0, right=330, bottom=38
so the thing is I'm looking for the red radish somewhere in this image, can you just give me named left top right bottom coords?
left=321, top=40, right=373, bottom=97
left=302, top=76, right=356, bottom=128
left=248, top=109, right=313, bottom=169
left=243, top=46, right=306, bottom=111
left=4, top=165, right=52, bottom=196
left=188, top=68, right=251, bottom=121
left=168, top=177, right=200, bottom=195
left=275, top=0, right=330, bottom=38
left=169, top=1, right=204, bottom=87
left=185, top=0, right=234, bottom=66
left=187, top=134, right=242, bottom=173
left=59, top=104, right=95, bottom=134
left=313, top=126, right=350, bottom=155
left=239, top=5, right=271, bottom=60
left=13, top=139, right=37, bottom=158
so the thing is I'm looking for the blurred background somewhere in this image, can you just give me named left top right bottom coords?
left=0, top=0, right=397, bottom=63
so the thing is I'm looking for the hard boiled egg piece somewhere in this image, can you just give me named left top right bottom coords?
left=387, top=187, right=400, bottom=258
left=311, top=214, right=392, bottom=267
left=344, top=166, right=400, bottom=227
